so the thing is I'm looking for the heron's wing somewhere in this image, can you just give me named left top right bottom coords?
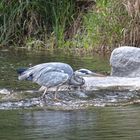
left=31, top=66, right=62, bottom=82
left=35, top=71, right=69, bottom=87
left=30, top=62, right=73, bottom=79
left=18, top=63, right=65, bottom=81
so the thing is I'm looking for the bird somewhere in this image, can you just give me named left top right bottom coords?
left=75, top=68, right=105, bottom=77
left=17, top=62, right=85, bottom=100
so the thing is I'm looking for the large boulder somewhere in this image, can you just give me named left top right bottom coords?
left=110, top=46, right=140, bottom=77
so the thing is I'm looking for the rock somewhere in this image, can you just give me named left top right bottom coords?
left=110, top=46, right=140, bottom=77
left=0, top=89, right=10, bottom=95
left=44, top=76, right=140, bottom=92
left=1, top=76, right=140, bottom=109
left=83, top=76, right=140, bottom=91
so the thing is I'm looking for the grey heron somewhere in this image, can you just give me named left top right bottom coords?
left=17, top=62, right=85, bottom=100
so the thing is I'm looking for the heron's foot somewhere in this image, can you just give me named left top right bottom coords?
left=40, top=94, right=47, bottom=102
left=53, top=97, right=61, bottom=102
left=40, top=94, right=45, bottom=99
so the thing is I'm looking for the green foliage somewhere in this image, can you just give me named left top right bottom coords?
left=0, top=0, right=75, bottom=48
left=77, top=0, right=140, bottom=48
left=71, top=0, right=128, bottom=48
left=0, top=0, right=139, bottom=49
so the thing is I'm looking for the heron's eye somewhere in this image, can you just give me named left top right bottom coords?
left=80, top=70, right=88, bottom=74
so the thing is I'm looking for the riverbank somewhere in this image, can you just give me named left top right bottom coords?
left=0, top=0, right=139, bottom=49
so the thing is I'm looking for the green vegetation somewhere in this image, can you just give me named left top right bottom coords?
left=0, top=0, right=139, bottom=50
left=72, top=0, right=140, bottom=50
left=0, top=0, right=76, bottom=48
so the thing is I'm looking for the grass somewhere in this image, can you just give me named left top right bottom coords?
left=71, top=0, right=127, bottom=49
left=66, top=0, right=140, bottom=50
left=0, top=0, right=76, bottom=48
left=0, top=0, right=139, bottom=50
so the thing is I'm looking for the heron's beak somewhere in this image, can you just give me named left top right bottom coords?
left=89, top=72, right=105, bottom=77
left=74, top=69, right=106, bottom=77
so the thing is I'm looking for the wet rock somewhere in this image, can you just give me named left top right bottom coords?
left=0, top=89, right=11, bottom=95
left=75, top=91, right=88, bottom=98
left=52, top=76, right=140, bottom=92
left=110, top=46, right=140, bottom=77
left=0, top=97, right=42, bottom=110
left=0, top=90, right=140, bottom=110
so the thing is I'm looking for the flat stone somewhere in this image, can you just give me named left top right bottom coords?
left=83, top=76, right=140, bottom=91
left=45, top=76, right=140, bottom=92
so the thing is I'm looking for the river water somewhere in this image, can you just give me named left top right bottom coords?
left=0, top=49, right=140, bottom=139
left=0, top=107, right=140, bottom=140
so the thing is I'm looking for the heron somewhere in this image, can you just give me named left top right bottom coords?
left=17, top=62, right=85, bottom=100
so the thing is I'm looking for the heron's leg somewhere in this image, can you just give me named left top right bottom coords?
left=41, top=88, right=48, bottom=98
left=54, top=86, right=60, bottom=101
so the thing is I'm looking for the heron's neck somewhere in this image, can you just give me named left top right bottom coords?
left=69, top=75, right=85, bottom=86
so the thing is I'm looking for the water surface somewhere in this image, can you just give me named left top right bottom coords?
left=0, top=106, right=140, bottom=140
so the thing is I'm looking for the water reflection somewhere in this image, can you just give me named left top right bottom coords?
left=0, top=106, right=140, bottom=140
left=22, top=107, right=140, bottom=140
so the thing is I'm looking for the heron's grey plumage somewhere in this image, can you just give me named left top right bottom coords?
left=36, top=71, right=69, bottom=87
left=18, top=62, right=85, bottom=100
left=18, top=62, right=73, bottom=82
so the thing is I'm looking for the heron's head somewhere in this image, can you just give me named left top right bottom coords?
left=17, top=68, right=33, bottom=81
left=75, top=68, right=104, bottom=77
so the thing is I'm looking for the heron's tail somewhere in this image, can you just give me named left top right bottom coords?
left=17, top=68, right=33, bottom=81
left=17, top=68, right=27, bottom=75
